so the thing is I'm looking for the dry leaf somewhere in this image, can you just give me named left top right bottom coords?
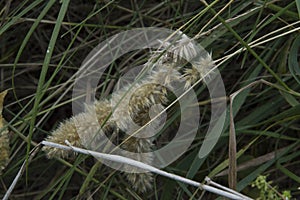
left=0, top=90, right=9, bottom=175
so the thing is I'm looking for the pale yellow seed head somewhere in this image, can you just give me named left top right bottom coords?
left=0, top=90, right=9, bottom=175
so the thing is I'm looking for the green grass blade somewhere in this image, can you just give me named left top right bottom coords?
left=0, top=0, right=43, bottom=36
left=26, top=0, right=70, bottom=177
left=288, top=35, right=300, bottom=85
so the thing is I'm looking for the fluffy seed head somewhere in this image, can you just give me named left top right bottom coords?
left=42, top=31, right=214, bottom=193
left=183, top=52, right=215, bottom=89
left=0, top=90, right=9, bottom=175
left=43, top=99, right=114, bottom=158
left=42, top=116, right=82, bottom=159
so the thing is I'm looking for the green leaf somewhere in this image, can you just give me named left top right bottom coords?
left=237, top=142, right=298, bottom=191
left=0, top=0, right=43, bottom=36
left=280, top=91, right=299, bottom=107
left=258, top=104, right=300, bottom=126
left=288, top=35, right=300, bottom=85
left=296, top=0, right=300, bottom=19
left=26, top=0, right=70, bottom=181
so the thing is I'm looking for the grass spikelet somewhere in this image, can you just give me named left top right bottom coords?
left=112, top=82, right=168, bottom=192
left=0, top=90, right=9, bottom=175
left=183, top=52, right=215, bottom=88
left=42, top=115, right=82, bottom=159
left=43, top=99, right=114, bottom=158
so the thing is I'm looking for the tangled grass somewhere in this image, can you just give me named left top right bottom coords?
left=0, top=0, right=300, bottom=199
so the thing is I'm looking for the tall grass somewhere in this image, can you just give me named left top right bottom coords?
left=0, top=1, right=299, bottom=199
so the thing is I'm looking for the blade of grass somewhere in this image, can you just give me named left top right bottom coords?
left=26, top=0, right=70, bottom=180
left=237, top=142, right=299, bottom=191
left=297, top=0, right=300, bottom=19
left=263, top=1, right=299, bottom=20
left=277, top=162, right=300, bottom=184
left=186, top=56, right=265, bottom=181
left=202, top=1, right=297, bottom=94
left=208, top=136, right=259, bottom=179
left=0, top=0, right=43, bottom=36
left=288, top=35, right=300, bottom=85
left=12, top=0, right=56, bottom=110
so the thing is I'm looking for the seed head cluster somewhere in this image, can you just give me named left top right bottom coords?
left=43, top=32, right=215, bottom=193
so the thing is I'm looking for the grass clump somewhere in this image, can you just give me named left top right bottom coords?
left=0, top=0, right=300, bottom=199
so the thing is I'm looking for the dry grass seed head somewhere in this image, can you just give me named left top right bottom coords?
left=0, top=90, right=10, bottom=175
